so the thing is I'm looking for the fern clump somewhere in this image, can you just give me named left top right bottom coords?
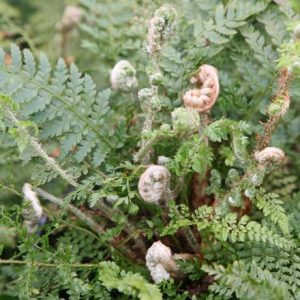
left=1, top=0, right=300, bottom=299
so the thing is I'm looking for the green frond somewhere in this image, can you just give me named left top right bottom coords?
left=203, top=260, right=291, bottom=300
left=99, top=261, right=162, bottom=300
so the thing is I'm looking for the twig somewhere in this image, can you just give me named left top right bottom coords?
left=0, top=259, right=99, bottom=268
left=0, top=183, right=22, bottom=197
left=34, top=187, right=105, bottom=234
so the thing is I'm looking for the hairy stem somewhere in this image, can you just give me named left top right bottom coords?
left=134, top=130, right=160, bottom=162
left=140, top=110, right=154, bottom=164
left=256, top=68, right=292, bottom=151
left=200, top=113, right=210, bottom=144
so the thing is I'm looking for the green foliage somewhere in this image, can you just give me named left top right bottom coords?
left=99, top=261, right=162, bottom=300
left=203, top=260, right=291, bottom=300
left=0, top=45, right=127, bottom=184
left=253, top=189, right=290, bottom=236
left=167, top=136, right=213, bottom=177
left=290, top=0, right=300, bottom=14
left=193, top=1, right=269, bottom=45
left=162, top=202, right=294, bottom=250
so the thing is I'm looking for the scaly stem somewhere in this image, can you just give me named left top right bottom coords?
left=200, top=113, right=210, bottom=144
left=256, top=68, right=292, bottom=151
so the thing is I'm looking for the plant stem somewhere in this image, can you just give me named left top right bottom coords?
left=0, top=259, right=99, bottom=268
left=34, top=187, right=105, bottom=234
left=134, top=130, right=160, bottom=163
left=0, top=183, right=22, bottom=197
left=37, top=185, right=146, bottom=254
left=140, top=111, right=154, bottom=164
left=184, top=227, right=200, bottom=253
left=43, top=207, right=100, bottom=241
left=256, top=68, right=292, bottom=151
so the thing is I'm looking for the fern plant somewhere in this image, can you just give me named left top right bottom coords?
left=0, top=0, right=300, bottom=299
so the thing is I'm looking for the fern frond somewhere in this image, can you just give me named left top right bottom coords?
left=253, top=189, right=290, bottom=236
left=99, top=261, right=162, bottom=300
left=0, top=45, right=120, bottom=177
left=203, top=260, right=291, bottom=300
left=257, top=5, right=291, bottom=46
left=239, top=25, right=277, bottom=66
left=194, top=0, right=269, bottom=45
left=162, top=203, right=294, bottom=251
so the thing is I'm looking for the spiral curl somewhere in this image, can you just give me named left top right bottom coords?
left=171, top=107, right=200, bottom=135
left=22, top=183, right=44, bottom=233
left=183, top=64, right=220, bottom=113
left=138, top=165, right=171, bottom=204
left=59, top=6, right=82, bottom=32
left=254, top=147, right=286, bottom=166
left=110, top=60, right=138, bottom=93
left=147, top=5, right=177, bottom=55
left=145, top=241, right=177, bottom=283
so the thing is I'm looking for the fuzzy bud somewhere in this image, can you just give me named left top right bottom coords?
left=110, top=60, right=138, bottom=93
left=251, top=173, right=263, bottom=186
left=150, top=96, right=162, bottom=110
left=244, top=188, right=255, bottom=199
left=22, top=183, right=43, bottom=233
left=227, top=188, right=242, bottom=208
left=268, top=95, right=291, bottom=117
left=183, top=65, right=220, bottom=113
left=147, top=5, right=177, bottom=55
left=138, top=88, right=155, bottom=102
left=268, top=103, right=282, bottom=116
left=254, top=147, right=286, bottom=166
left=150, top=72, right=163, bottom=86
left=146, top=241, right=177, bottom=283
left=59, top=6, right=82, bottom=32
left=171, top=107, right=200, bottom=135
left=160, top=123, right=171, bottom=132
left=289, top=60, right=300, bottom=75
left=138, top=87, right=155, bottom=112
left=226, top=169, right=239, bottom=186
left=294, top=24, right=300, bottom=40
left=157, top=156, right=170, bottom=166
left=138, top=165, right=171, bottom=204
left=138, top=87, right=162, bottom=111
